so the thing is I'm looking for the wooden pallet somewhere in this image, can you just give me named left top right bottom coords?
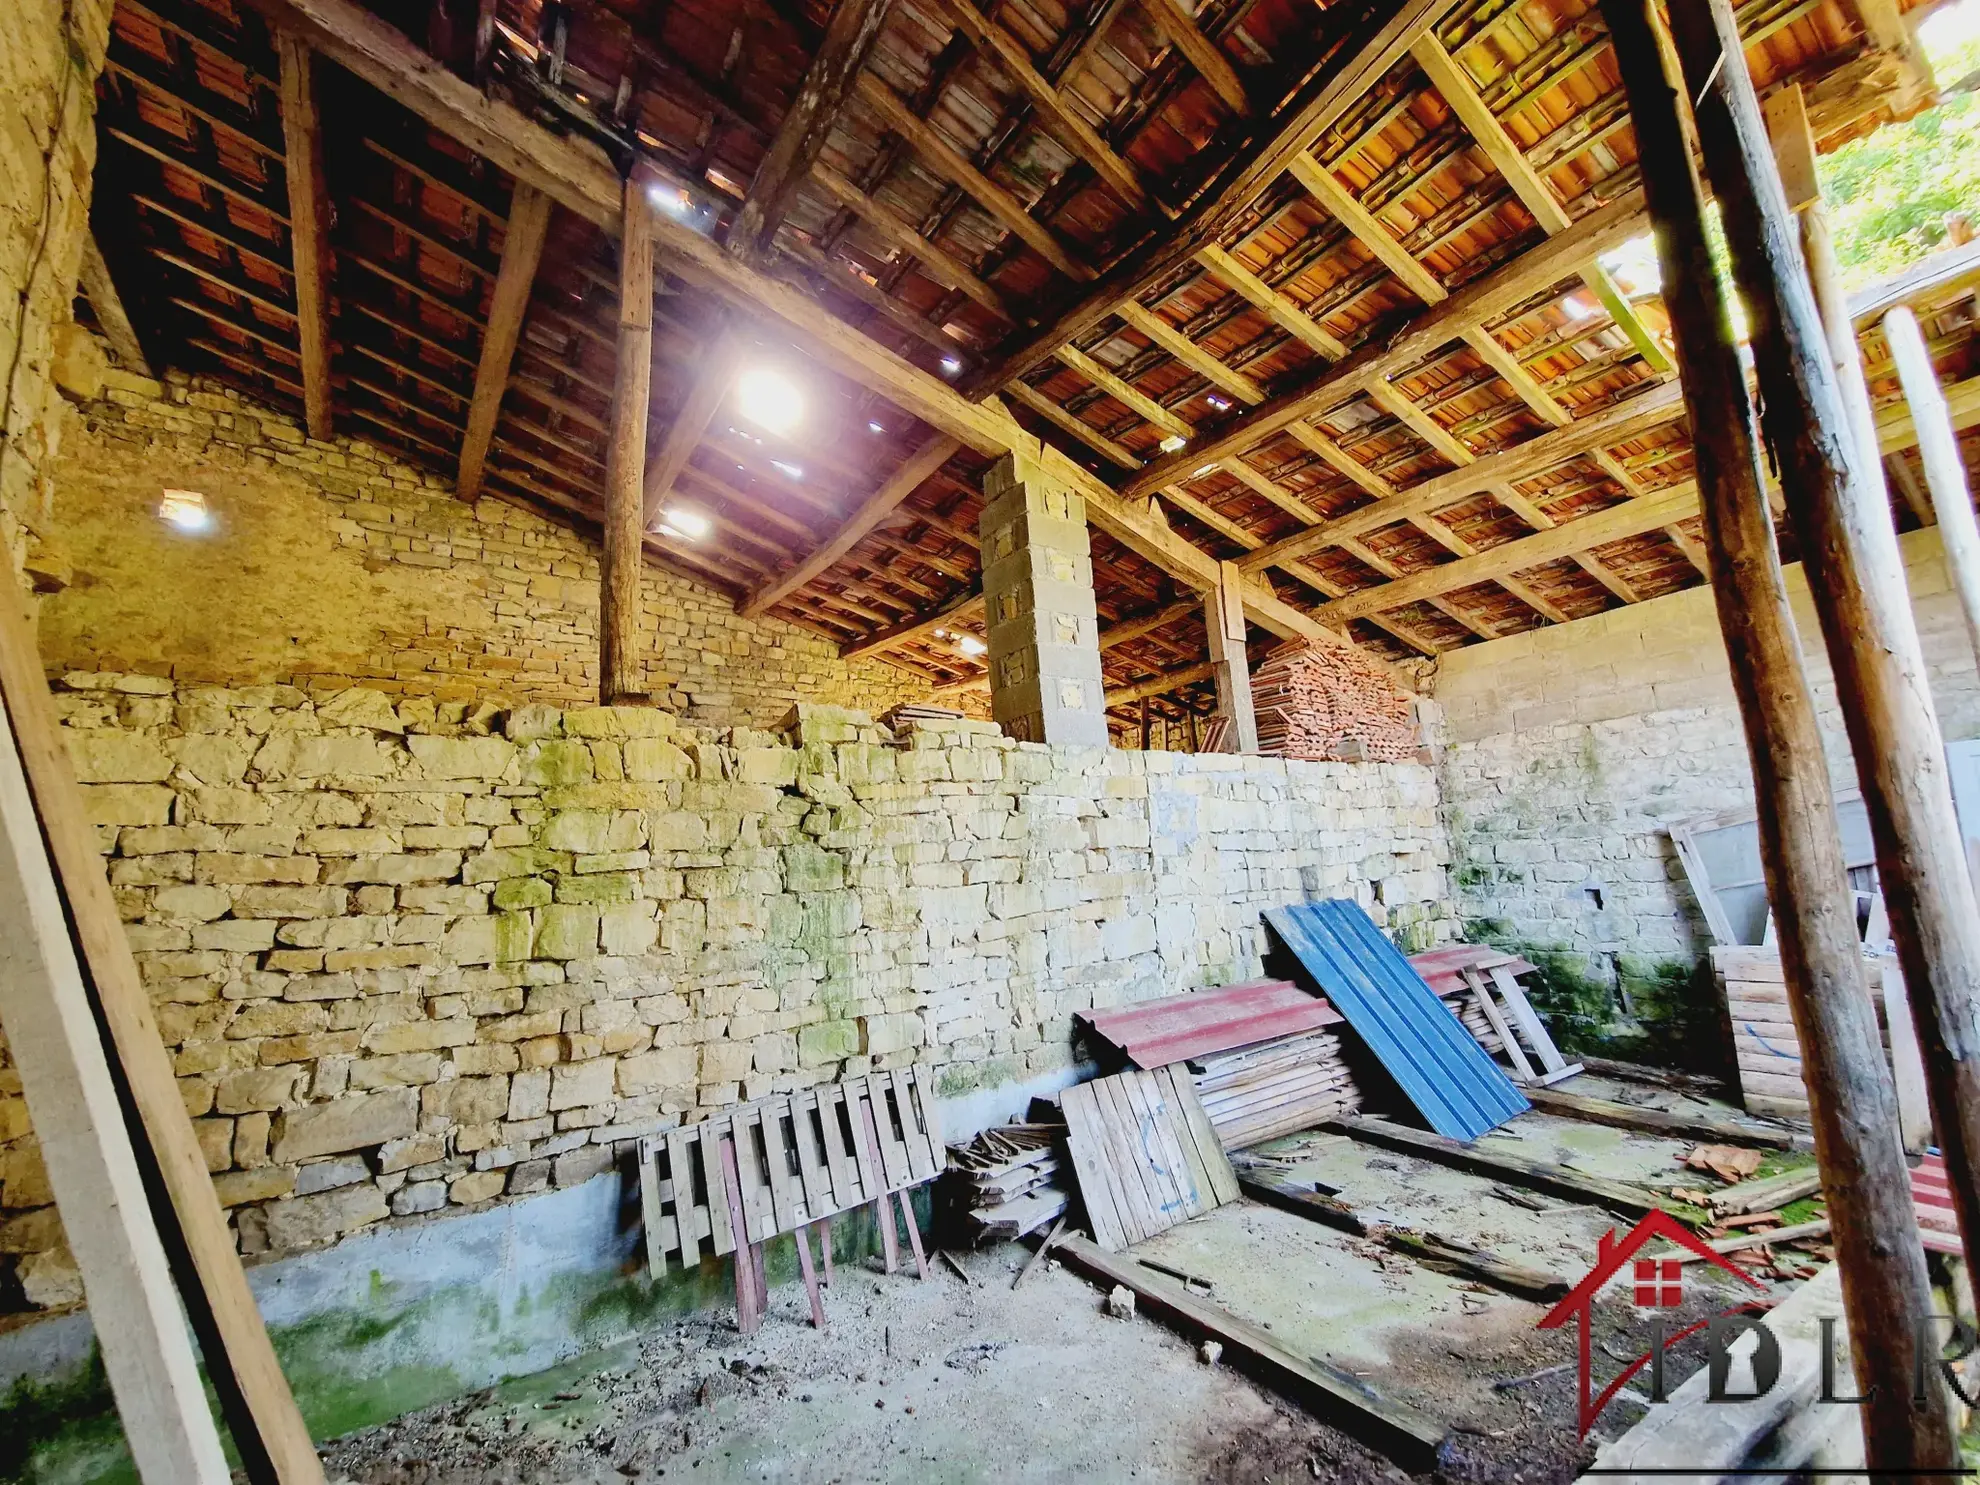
left=1060, top=1066, right=1238, bottom=1251
left=639, top=1067, right=943, bottom=1274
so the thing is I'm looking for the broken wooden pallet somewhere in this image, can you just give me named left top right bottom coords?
left=1060, top=1066, right=1238, bottom=1251
left=638, top=1067, right=942, bottom=1273
left=1457, top=960, right=1582, bottom=1088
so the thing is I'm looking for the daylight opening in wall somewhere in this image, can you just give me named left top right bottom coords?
left=955, top=633, right=987, bottom=658
left=657, top=507, right=711, bottom=541
left=157, top=488, right=210, bottom=532
left=734, top=367, right=804, bottom=436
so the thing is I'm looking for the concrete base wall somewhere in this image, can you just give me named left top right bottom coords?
left=1432, top=525, right=1980, bottom=1058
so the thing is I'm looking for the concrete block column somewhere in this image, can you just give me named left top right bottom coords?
left=978, top=453, right=1109, bottom=746
left=1206, top=561, right=1258, bottom=753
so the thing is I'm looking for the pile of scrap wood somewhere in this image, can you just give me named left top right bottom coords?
left=947, top=1120, right=1068, bottom=1240
left=1663, top=1152, right=1832, bottom=1277
left=1077, top=979, right=1365, bottom=1150
left=1248, top=639, right=1421, bottom=763
left=1189, top=1027, right=1364, bottom=1148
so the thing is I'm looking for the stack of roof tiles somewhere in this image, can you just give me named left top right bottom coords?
left=1249, top=640, right=1421, bottom=763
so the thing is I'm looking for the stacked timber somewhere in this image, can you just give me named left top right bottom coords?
left=1712, top=945, right=1926, bottom=1141
left=947, top=1121, right=1069, bottom=1240
left=1188, top=1028, right=1366, bottom=1149
left=1248, top=639, right=1421, bottom=763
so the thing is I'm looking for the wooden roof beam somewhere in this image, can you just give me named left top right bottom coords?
left=741, top=433, right=963, bottom=617
left=1123, top=184, right=1649, bottom=495
left=930, top=0, right=1151, bottom=210
left=275, top=31, right=333, bottom=440
left=457, top=182, right=552, bottom=501
left=1409, top=33, right=1671, bottom=374
left=854, top=73, right=1094, bottom=282
left=642, top=330, right=743, bottom=528
left=729, top=0, right=897, bottom=264
left=961, top=0, right=1464, bottom=392
left=810, top=163, right=1014, bottom=320
left=249, top=0, right=1358, bottom=663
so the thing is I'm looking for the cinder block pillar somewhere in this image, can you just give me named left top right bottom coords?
left=978, top=453, right=1109, bottom=746
left=1206, top=561, right=1258, bottom=753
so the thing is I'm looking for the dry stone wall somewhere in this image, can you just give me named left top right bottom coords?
left=0, top=0, right=114, bottom=577
left=0, top=679, right=1453, bottom=1309
left=34, top=370, right=929, bottom=724
left=1431, top=525, right=1980, bottom=1045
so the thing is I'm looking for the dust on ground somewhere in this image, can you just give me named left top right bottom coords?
left=320, top=1231, right=1755, bottom=1485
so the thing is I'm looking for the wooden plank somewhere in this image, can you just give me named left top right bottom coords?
left=1053, top=1236, right=1449, bottom=1469
left=1059, top=1081, right=1132, bottom=1250
left=700, top=1116, right=737, bottom=1255
left=0, top=588, right=323, bottom=1482
left=1464, top=968, right=1535, bottom=1081
left=863, top=1074, right=911, bottom=1190
left=1330, top=1115, right=1670, bottom=1215
left=1519, top=1086, right=1800, bottom=1148
left=855, top=73, right=1093, bottom=282
left=1486, top=964, right=1572, bottom=1076
left=1089, top=1074, right=1159, bottom=1239
left=642, top=326, right=740, bottom=528
left=811, top=164, right=1011, bottom=319
left=0, top=690, right=236, bottom=1482
left=276, top=30, right=333, bottom=440
left=78, top=235, right=152, bottom=375
left=816, top=1085, right=862, bottom=1207
left=640, top=1139, right=672, bottom=1274
left=742, top=433, right=963, bottom=616
left=911, top=1064, right=944, bottom=1156
left=668, top=1125, right=709, bottom=1253
left=845, top=1083, right=886, bottom=1195
left=1876, top=959, right=1933, bottom=1156
left=1124, top=1069, right=1197, bottom=1220
left=457, top=181, right=552, bottom=500
left=729, top=0, right=896, bottom=262
left=733, top=1108, right=774, bottom=1244
left=1116, top=301, right=1261, bottom=405
left=718, top=1135, right=762, bottom=1334
left=790, top=1092, right=834, bottom=1216
left=760, top=1104, right=801, bottom=1230
left=1145, top=0, right=1248, bottom=111
left=891, top=1068, right=937, bottom=1182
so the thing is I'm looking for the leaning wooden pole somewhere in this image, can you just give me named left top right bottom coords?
left=600, top=173, right=654, bottom=705
left=1670, top=0, right=1980, bottom=1292
left=1884, top=306, right=1980, bottom=668
left=1601, top=0, right=1958, bottom=1467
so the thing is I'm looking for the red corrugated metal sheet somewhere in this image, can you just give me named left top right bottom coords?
left=1915, top=1154, right=1961, bottom=1255
left=1407, top=946, right=1541, bottom=996
left=1077, top=980, right=1341, bottom=1069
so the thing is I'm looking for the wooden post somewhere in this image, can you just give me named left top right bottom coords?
left=457, top=182, right=553, bottom=502
left=1671, top=0, right=1980, bottom=1298
left=1884, top=306, right=1980, bottom=667
left=1602, top=0, right=1960, bottom=1469
left=0, top=593, right=323, bottom=1482
left=1206, top=561, right=1257, bottom=753
left=0, top=694, right=234, bottom=1482
left=600, top=175, right=654, bottom=704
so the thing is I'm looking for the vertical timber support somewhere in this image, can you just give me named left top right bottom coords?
left=978, top=453, right=1108, bottom=747
left=1603, top=0, right=1961, bottom=1470
left=1672, top=0, right=1980, bottom=1294
left=600, top=175, right=654, bottom=705
left=1205, top=561, right=1257, bottom=753
left=1884, top=306, right=1980, bottom=668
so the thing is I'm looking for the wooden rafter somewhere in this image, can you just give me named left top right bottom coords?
left=275, top=30, right=333, bottom=439
left=457, top=182, right=552, bottom=500
left=79, top=235, right=153, bottom=375
left=729, top=0, right=896, bottom=263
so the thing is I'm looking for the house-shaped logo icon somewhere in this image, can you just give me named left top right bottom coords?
left=1538, top=1210, right=1768, bottom=1437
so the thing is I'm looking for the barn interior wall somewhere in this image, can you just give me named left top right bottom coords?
left=0, top=0, right=114, bottom=580
left=1431, top=523, right=1980, bottom=1065
left=35, top=368, right=933, bottom=725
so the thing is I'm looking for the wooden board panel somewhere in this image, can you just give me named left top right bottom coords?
left=1059, top=1070, right=1237, bottom=1249
left=1060, top=1080, right=1133, bottom=1250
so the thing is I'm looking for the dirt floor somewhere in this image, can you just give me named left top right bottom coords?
left=322, top=1087, right=1804, bottom=1485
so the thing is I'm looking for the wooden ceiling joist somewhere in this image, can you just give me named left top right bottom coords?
left=729, top=0, right=897, bottom=264
left=275, top=31, right=332, bottom=439
left=457, top=183, right=552, bottom=501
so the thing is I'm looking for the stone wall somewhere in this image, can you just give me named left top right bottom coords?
left=1431, top=525, right=1980, bottom=1054
left=0, top=0, right=114, bottom=577
left=0, top=677, right=1453, bottom=1310
left=33, top=369, right=931, bottom=725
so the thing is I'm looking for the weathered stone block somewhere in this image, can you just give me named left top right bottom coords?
left=263, top=1184, right=389, bottom=1249
left=599, top=903, right=659, bottom=956
left=549, top=1059, right=616, bottom=1111
left=271, top=1089, right=418, bottom=1161
left=798, top=1019, right=862, bottom=1067
left=536, top=903, right=600, bottom=959
left=422, top=1076, right=510, bottom=1125
left=408, top=735, right=515, bottom=781
left=623, top=738, right=692, bottom=781
left=66, top=732, right=174, bottom=783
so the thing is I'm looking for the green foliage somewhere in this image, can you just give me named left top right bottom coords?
left=1821, top=2, right=1980, bottom=288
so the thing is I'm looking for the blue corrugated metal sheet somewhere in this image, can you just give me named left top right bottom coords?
left=1264, top=901, right=1529, bottom=1141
